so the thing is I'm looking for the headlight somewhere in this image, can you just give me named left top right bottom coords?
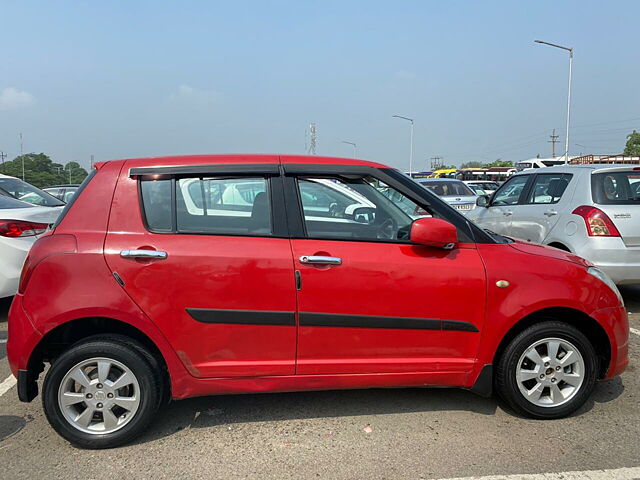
left=587, top=267, right=624, bottom=305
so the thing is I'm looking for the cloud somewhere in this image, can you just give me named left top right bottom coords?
left=169, top=84, right=220, bottom=105
left=0, top=87, right=36, bottom=111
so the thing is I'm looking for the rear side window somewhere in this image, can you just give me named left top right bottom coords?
left=526, top=173, right=572, bottom=204
left=140, top=176, right=273, bottom=236
left=140, top=180, right=173, bottom=232
left=592, top=171, right=640, bottom=205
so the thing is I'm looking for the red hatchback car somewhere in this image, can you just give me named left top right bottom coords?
left=8, top=155, right=628, bottom=448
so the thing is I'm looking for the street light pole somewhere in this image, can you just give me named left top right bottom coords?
left=392, top=115, right=414, bottom=175
left=535, top=40, right=574, bottom=164
left=19, top=133, right=24, bottom=180
left=341, top=141, right=357, bottom=158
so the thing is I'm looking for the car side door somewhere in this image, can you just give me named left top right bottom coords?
left=471, top=174, right=532, bottom=235
left=103, top=161, right=298, bottom=378
left=282, top=165, right=487, bottom=377
left=510, top=173, right=574, bottom=243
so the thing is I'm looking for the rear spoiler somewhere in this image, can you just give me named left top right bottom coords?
left=592, top=166, right=640, bottom=174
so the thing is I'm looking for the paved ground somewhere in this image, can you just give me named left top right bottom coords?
left=0, top=288, right=638, bottom=480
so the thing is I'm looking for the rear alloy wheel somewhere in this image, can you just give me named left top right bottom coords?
left=57, top=357, right=141, bottom=434
left=43, top=336, right=162, bottom=448
left=496, top=321, right=598, bottom=419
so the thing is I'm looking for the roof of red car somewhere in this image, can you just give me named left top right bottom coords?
left=96, top=154, right=387, bottom=170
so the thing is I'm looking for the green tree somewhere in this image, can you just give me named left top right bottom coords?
left=0, top=153, right=88, bottom=188
left=486, top=159, right=514, bottom=168
left=624, top=130, right=640, bottom=156
left=460, top=161, right=484, bottom=169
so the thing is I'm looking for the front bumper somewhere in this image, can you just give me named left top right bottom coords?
left=591, top=305, right=629, bottom=379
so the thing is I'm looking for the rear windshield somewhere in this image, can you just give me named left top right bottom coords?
left=0, top=194, right=33, bottom=209
left=0, top=177, right=65, bottom=207
left=420, top=181, right=474, bottom=196
left=592, top=171, right=640, bottom=205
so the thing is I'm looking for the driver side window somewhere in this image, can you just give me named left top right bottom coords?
left=296, top=176, right=430, bottom=242
left=491, top=175, right=530, bottom=206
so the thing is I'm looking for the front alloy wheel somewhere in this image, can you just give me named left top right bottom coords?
left=496, top=321, right=598, bottom=419
left=516, top=338, right=585, bottom=407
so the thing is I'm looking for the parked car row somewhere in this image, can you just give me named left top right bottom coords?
left=6, top=154, right=629, bottom=449
left=467, top=165, right=640, bottom=285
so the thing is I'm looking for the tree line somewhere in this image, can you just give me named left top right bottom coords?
left=0, top=153, right=88, bottom=188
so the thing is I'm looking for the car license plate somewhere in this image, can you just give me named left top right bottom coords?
left=454, top=204, right=472, bottom=211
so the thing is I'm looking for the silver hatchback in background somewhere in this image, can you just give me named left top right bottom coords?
left=419, top=178, right=477, bottom=214
left=468, top=164, right=640, bottom=285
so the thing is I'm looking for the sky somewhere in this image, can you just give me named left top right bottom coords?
left=0, top=0, right=639, bottom=172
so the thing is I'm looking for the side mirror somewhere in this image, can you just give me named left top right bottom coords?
left=410, top=217, right=458, bottom=250
left=350, top=206, right=376, bottom=224
left=476, top=195, right=490, bottom=207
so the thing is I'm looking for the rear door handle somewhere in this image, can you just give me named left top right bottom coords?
left=544, top=210, right=558, bottom=217
left=299, top=255, right=342, bottom=265
left=120, top=249, right=168, bottom=260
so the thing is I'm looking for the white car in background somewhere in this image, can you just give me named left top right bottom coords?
left=0, top=174, right=66, bottom=208
left=468, top=164, right=640, bottom=285
left=0, top=195, right=62, bottom=298
left=418, top=179, right=478, bottom=213
left=464, top=180, right=500, bottom=195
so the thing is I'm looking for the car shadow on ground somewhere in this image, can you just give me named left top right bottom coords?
left=129, top=376, right=624, bottom=447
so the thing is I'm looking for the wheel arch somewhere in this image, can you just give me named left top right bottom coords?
left=27, top=317, right=172, bottom=400
left=492, top=307, right=611, bottom=379
left=546, top=241, right=572, bottom=252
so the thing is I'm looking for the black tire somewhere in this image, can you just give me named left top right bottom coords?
left=495, top=321, right=598, bottom=419
left=42, top=335, right=163, bottom=449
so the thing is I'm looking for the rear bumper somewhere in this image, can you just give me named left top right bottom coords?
left=575, top=238, right=640, bottom=285
left=591, top=305, right=629, bottom=380
left=0, top=237, right=33, bottom=298
left=7, top=294, right=42, bottom=377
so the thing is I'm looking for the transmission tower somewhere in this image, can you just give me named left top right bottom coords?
left=548, top=129, right=559, bottom=157
left=307, top=123, right=317, bottom=155
left=430, top=156, right=444, bottom=170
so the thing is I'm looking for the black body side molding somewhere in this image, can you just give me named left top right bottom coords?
left=186, top=308, right=295, bottom=326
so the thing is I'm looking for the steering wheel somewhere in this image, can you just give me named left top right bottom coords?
left=328, top=202, right=340, bottom=217
left=376, top=218, right=398, bottom=240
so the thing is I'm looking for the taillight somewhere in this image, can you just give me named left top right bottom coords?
left=572, top=206, right=620, bottom=237
left=0, top=220, right=48, bottom=237
left=18, top=234, right=77, bottom=294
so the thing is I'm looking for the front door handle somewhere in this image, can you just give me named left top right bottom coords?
left=544, top=210, right=558, bottom=217
left=299, top=255, right=342, bottom=265
left=503, top=211, right=513, bottom=217
left=120, top=249, right=168, bottom=260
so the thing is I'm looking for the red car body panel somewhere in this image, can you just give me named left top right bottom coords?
left=291, top=240, right=486, bottom=375
left=7, top=154, right=629, bottom=402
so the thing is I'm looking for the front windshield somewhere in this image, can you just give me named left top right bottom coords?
left=420, top=180, right=475, bottom=196
left=0, top=178, right=65, bottom=207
